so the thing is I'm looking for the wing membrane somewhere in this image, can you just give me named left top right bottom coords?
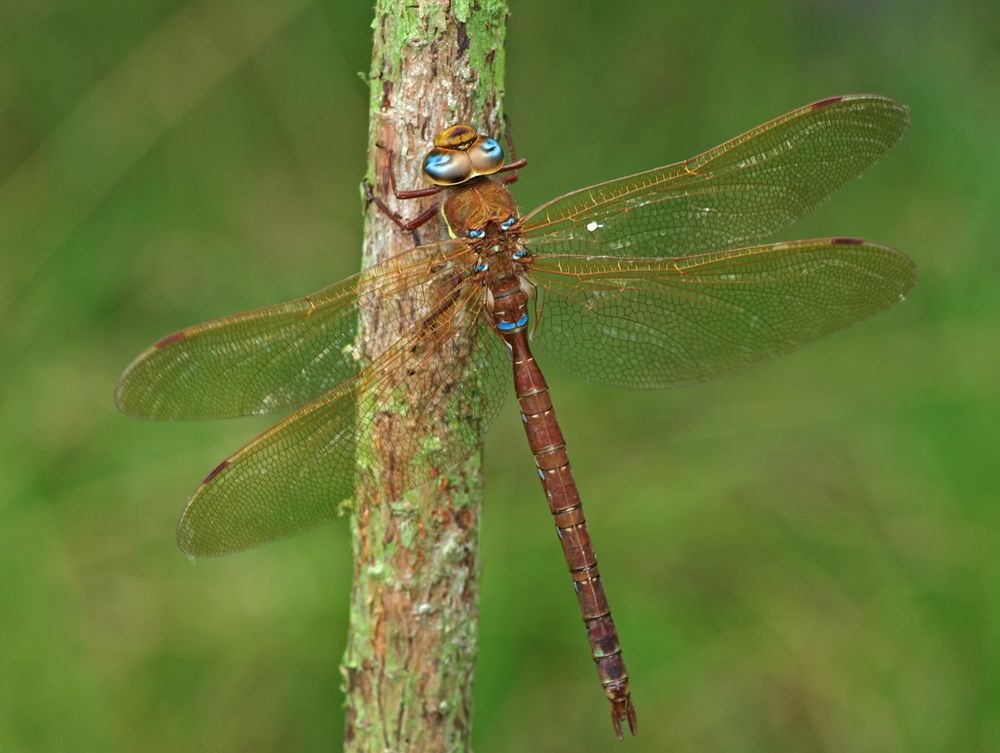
left=115, top=239, right=472, bottom=418
left=520, top=95, right=908, bottom=258
left=177, top=286, right=510, bottom=556
left=528, top=238, right=915, bottom=388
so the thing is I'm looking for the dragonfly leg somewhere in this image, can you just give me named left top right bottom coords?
left=501, top=169, right=520, bottom=186
left=365, top=144, right=442, bottom=239
left=496, top=158, right=528, bottom=186
left=363, top=179, right=440, bottom=234
left=500, top=115, right=523, bottom=185
left=374, top=143, right=442, bottom=200
left=503, top=114, right=519, bottom=161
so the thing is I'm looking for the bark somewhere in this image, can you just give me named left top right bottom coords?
left=341, top=2, right=508, bottom=752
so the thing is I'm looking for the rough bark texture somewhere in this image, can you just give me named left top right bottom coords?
left=341, top=2, right=508, bottom=752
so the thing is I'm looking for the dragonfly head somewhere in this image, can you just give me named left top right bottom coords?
left=423, top=124, right=505, bottom=186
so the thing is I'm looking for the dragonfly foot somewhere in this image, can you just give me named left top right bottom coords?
left=609, top=696, right=637, bottom=740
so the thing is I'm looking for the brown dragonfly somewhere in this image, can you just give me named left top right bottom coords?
left=116, top=94, right=915, bottom=739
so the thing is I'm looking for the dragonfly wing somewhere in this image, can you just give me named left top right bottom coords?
left=520, top=95, right=908, bottom=257
left=527, top=239, right=915, bottom=389
left=115, top=239, right=471, bottom=418
left=176, top=286, right=510, bottom=556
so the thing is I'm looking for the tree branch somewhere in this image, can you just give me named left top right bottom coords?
left=341, top=2, right=508, bottom=751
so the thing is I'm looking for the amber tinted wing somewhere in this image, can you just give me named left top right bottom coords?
left=115, top=239, right=472, bottom=419
left=176, top=286, right=510, bottom=556
left=527, top=239, right=915, bottom=388
left=520, top=95, right=908, bottom=257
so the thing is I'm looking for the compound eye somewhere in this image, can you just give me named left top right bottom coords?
left=423, top=148, right=473, bottom=186
left=468, top=137, right=504, bottom=174
left=467, top=228, right=486, bottom=239
left=500, top=215, right=516, bottom=230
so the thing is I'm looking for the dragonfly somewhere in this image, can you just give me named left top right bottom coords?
left=116, top=94, right=915, bottom=739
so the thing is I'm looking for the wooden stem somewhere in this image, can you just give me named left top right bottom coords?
left=341, top=2, right=508, bottom=752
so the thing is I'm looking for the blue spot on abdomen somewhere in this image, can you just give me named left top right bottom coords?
left=497, top=313, right=528, bottom=332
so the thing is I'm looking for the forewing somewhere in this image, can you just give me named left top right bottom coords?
left=528, top=239, right=915, bottom=388
left=176, top=286, right=510, bottom=557
left=115, top=239, right=471, bottom=418
left=520, top=95, right=908, bottom=258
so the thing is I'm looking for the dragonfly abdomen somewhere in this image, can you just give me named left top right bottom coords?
left=500, top=322, right=637, bottom=739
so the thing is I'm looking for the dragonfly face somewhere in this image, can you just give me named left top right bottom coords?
left=421, top=123, right=506, bottom=186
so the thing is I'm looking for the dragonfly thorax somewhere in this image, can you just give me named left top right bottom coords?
left=441, top=177, right=519, bottom=239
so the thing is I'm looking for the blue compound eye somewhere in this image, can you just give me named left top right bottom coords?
left=500, top=215, right=516, bottom=230
left=467, top=228, right=486, bottom=239
left=422, top=148, right=472, bottom=185
left=468, top=137, right=505, bottom=174
left=481, top=138, right=501, bottom=155
left=474, top=262, right=489, bottom=273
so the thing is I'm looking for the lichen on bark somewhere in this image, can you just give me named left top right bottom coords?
left=341, top=2, right=508, bottom=751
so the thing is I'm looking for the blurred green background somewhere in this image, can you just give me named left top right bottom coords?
left=1, top=1, right=996, bottom=751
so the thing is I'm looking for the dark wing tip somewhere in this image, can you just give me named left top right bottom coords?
left=202, top=459, right=230, bottom=484
left=114, top=330, right=188, bottom=417
left=113, top=365, right=140, bottom=416
left=844, top=239, right=919, bottom=296
left=811, top=94, right=910, bottom=171
left=811, top=95, right=845, bottom=110
left=809, top=93, right=910, bottom=128
left=154, top=330, right=187, bottom=348
left=114, top=346, right=159, bottom=417
left=176, top=460, right=232, bottom=558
